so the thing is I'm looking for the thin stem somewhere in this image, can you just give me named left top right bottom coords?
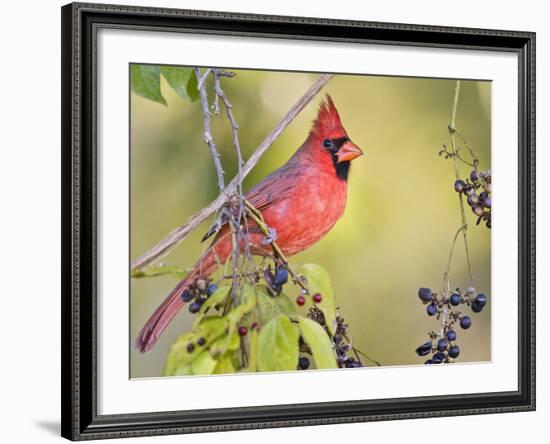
left=448, top=80, right=475, bottom=289
left=443, top=224, right=468, bottom=295
left=194, top=68, right=225, bottom=192
left=131, top=74, right=333, bottom=271
left=455, top=129, right=479, bottom=163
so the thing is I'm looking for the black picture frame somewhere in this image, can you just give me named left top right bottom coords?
left=61, top=2, right=536, bottom=440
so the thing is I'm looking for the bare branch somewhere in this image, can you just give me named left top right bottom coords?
left=194, top=68, right=225, bottom=192
left=196, top=68, right=212, bottom=90
left=131, top=73, right=334, bottom=271
left=213, top=69, right=247, bottom=302
left=448, top=80, right=475, bottom=289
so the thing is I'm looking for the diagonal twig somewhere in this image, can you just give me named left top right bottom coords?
left=131, top=73, right=334, bottom=271
left=194, top=68, right=225, bottom=192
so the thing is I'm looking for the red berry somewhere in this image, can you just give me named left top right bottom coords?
left=296, top=295, right=306, bottom=306
left=251, top=322, right=258, bottom=330
left=238, top=326, right=248, bottom=336
left=313, top=293, right=322, bottom=303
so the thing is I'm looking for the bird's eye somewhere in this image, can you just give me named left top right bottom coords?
left=323, top=139, right=334, bottom=149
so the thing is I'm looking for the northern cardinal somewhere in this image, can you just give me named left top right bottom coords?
left=136, top=95, right=363, bottom=353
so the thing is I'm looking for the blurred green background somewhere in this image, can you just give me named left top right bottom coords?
left=130, top=69, right=491, bottom=378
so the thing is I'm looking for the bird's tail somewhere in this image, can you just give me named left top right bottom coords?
left=135, top=251, right=218, bottom=353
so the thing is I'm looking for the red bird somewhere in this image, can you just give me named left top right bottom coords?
left=136, top=95, right=364, bottom=353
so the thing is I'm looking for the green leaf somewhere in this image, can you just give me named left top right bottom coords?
left=160, top=66, right=199, bottom=102
left=256, top=286, right=281, bottom=324
left=297, top=317, right=338, bottom=369
left=213, top=353, right=236, bottom=374
left=193, top=285, right=231, bottom=328
left=164, top=332, right=194, bottom=376
left=195, top=316, right=229, bottom=339
left=296, top=264, right=337, bottom=336
left=191, top=350, right=218, bottom=375
left=164, top=318, right=228, bottom=376
left=257, top=314, right=299, bottom=372
left=130, top=64, right=166, bottom=105
left=256, top=286, right=297, bottom=325
left=173, top=365, right=193, bottom=376
left=185, top=71, right=199, bottom=101
left=277, top=293, right=298, bottom=317
left=130, top=264, right=188, bottom=279
left=208, top=331, right=240, bottom=357
left=243, top=329, right=259, bottom=372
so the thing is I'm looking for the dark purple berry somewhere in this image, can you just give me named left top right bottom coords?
left=418, top=287, right=433, bottom=302
left=467, top=194, right=479, bottom=206
left=197, top=337, right=206, bottom=346
left=479, top=191, right=489, bottom=201
left=425, top=359, right=434, bottom=365
left=416, top=341, right=432, bottom=356
left=296, top=295, right=306, bottom=306
left=460, top=316, right=472, bottom=329
left=313, top=293, right=323, bottom=303
left=454, top=180, right=466, bottom=193
left=470, top=170, right=480, bottom=181
left=186, top=343, right=195, bottom=353
left=344, top=358, right=361, bottom=368
left=181, top=290, right=193, bottom=302
left=472, top=205, right=485, bottom=217
left=446, top=330, right=457, bottom=341
left=471, top=301, right=484, bottom=313
left=475, top=294, right=487, bottom=306
left=273, top=267, right=289, bottom=286
left=189, top=301, right=201, bottom=314
left=346, top=360, right=363, bottom=368
left=206, top=283, right=218, bottom=296
left=432, top=352, right=446, bottom=363
left=251, top=322, right=258, bottom=331
left=437, top=339, right=449, bottom=352
left=465, top=186, right=475, bottom=196
left=450, top=293, right=461, bottom=306
left=448, top=345, right=460, bottom=358
left=298, top=357, right=310, bottom=370
left=238, top=326, right=248, bottom=337
left=483, top=197, right=492, bottom=208
left=426, top=303, right=437, bottom=316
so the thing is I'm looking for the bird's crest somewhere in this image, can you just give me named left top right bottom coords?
left=310, top=94, right=344, bottom=138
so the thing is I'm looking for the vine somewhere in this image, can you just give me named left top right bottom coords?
left=415, top=80, right=491, bottom=365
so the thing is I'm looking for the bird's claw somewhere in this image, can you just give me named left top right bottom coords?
left=261, top=227, right=278, bottom=245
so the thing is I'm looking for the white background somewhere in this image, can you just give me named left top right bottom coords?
left=0, top=0, right=546, bottom=443
left=99, top=30, right=518, bottom=414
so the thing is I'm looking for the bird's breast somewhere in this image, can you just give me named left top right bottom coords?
left=261, top=172, right=348, bottom=256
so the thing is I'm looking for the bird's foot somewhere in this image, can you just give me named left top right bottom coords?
left=261, top=227, right=278, bottom=245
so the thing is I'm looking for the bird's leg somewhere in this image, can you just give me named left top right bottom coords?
left=261, top=227, right=278, bottom=245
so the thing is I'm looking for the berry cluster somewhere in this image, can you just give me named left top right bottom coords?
left=416, top=286, right=489, bottom=364
left=263, top=265, right=289, bottom=295
left=333, top=314, right=364, bottom=368
left=305, top=307, right=364, bottom=369
left=186, top=335, right=207, bottom=353
left=296, top=291, right=322, bottom=306
left=454, top=168, right=492, bottom=228
left=181, top=278, right=218, bottom=314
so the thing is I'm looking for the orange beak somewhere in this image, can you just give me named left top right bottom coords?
left=336, top=140, right=364, bottom=163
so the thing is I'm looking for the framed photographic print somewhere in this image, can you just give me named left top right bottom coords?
left=61, top=2, right=536, bottom=440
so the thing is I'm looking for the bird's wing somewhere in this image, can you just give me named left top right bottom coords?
left=201, top=163, right=301, bottom=242
left=245, top=164, right=300, bottom=211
